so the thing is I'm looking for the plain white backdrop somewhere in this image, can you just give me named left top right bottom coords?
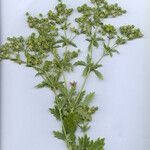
left=0, top=0, right=149, bottom=150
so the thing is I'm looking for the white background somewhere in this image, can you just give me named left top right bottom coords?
left=0, top=0, right=150, bottom=150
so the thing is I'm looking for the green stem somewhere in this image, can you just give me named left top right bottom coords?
left=75, top=54, right=105, bottom=106
left=58, top=107, right=72, bottom=150
left=74, top=66, right=91, bottom=106
left=74, top=57, right=91, bottom=107
left=52, top=85, right=72, bottom=150
left=95, top=54, right=105, bottom=66
left=95, top=43, right=119, bottom=65
left=62, top=72, right=68, bottom=88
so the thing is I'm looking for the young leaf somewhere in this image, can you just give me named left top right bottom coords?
left=83, top=67, right=89, bottom=76
left=94, top=70, right=104, bottom=80
left=79, top=123, right=90, bottom=133
left=74, top=61, right=86, bottom=66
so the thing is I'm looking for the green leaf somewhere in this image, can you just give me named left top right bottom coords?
left=53, top=131, right=65, bottom=141
left=77, top=135, right=105, bottom=150
left=78, top=134, right=91, bottom=149
left=96, top=37, right=104, bottom=41
left=64, top=113, right=78, bottom=135
left=77, top=91, right=86, bottom=104
left=94, top=70, right=104, bottom=80
left=93, top=41, right=99, bottom=48
left=74, top=90, right=86, bottom=106
left=55, top=97, right=66, bottom=109
left=88, top=138, right=105, bottom=150
left=93, top=64, right=103, bottom=70
left=35, top=81, right=48, bottom=88
left=74, top=61, right=86, bottom=66
left=49, top=106, right=60, bottom=120
left=83, top=92, right=95, bottom=106
left=79, top=123, right=90, bottom=132
left=83, top=67, right=89, bottom=76
left=69, top=41, right=77, bottom=47
left=58, top=84, right=68, bottom=97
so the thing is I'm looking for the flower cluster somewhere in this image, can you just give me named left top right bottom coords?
left=48, top=3, right=73, bottom=25
left=101, top=24, right=117, bottom=39
left=120, top=25, right=143, bottom=40
left=0, top=37, right=25, bottom=63
left=90, top=0, right=106, bottom=3
left=104, top=4, right=127, bottom=17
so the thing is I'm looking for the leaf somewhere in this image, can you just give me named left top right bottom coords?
left=86, top=38, right=91, bottom=42
left=76, top=91, right=86, bottom=105
left=61, top=36, right=66, bottom=40
left=61, top=36, right=77, bottom=47
left=53, top=131, right=65, bottom=141
left=103, top=43, right=113, bottom=57
left=103, top=43, right=107, bottom=49
left=82, top=92, right=95, bottom=106
left=79, top=123, right=90, bottom=132
left=93, top=41, right=99, bottom=48
left=93, top=64, right=103, bottom=70
left=77, top=135, right=105, bottom=150
left=96, top=37, right=104, bottom=41
left=69, top=41, right=77, bottom=47
left=58, top=84, right=68, bottom=97
left=83, top=67, right=89, bottom=76
left=55, top=40, right=64, bottom=44
left=64, top=113, right=78, bottom=135
left=90, top=64, right=103, bottom=71
left=69, top=86, right=76, bottom=98
left=78, top=134, right=91, bottom=149
left=35, top=81, right=48, bottom=88
left=49, top=106, right=60, bottom=120
left=88, top=138, right=105, bottom=150
left=55, top=97, right=66, bottom=109
left=94, top=70, right=104, bottom=80
left=74, top=61, right=86, bottom=66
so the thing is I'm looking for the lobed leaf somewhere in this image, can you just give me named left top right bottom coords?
left=82, top=92, right=95, bottom=106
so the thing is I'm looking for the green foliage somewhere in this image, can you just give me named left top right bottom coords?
left=77, top=134, right=105, bottom=150
left=0, top=0, right=143, bottom=150
left=94, top=70, right=104, bottom=80
left=82, top=92, right=95, bottom=106
left=53, top=131, right=65, bottom=141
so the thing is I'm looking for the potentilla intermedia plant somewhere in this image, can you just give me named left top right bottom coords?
left=0, top=0, right=143, bottom=149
